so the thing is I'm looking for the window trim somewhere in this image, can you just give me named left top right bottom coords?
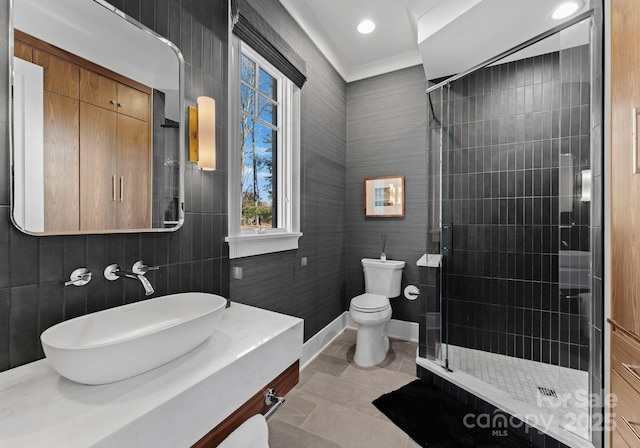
left=226, top=36, right=301, bottom=259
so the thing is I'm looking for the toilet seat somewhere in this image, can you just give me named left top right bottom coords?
left=350, top=293, right=390, bottom=313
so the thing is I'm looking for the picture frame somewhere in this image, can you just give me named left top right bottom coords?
left=364, top=175, right=405, bottom=218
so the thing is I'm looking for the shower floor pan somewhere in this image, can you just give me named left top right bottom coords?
left=417, top=345, right=592, bottom=448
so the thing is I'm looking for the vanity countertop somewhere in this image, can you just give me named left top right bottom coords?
left=0, top=302, right=303, bottom=448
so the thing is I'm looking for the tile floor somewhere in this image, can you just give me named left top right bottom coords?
left=267, top=329, right=421, bottom=448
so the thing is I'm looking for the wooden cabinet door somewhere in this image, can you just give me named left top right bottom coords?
left=80, top=102, right=117, bottom=231
left=80, top=68, right=118, bottom=112
left=33, top=49, right=79, bottom=99
left=43, top=91, right=79, bottom=232
left=117, top=83, right=149, bottom=122
left=117, top=114, right=150, bottom=229
left=612, top=0, right=640, bottom=335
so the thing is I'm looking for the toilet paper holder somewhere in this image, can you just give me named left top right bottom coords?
left=404, top=285, right=419, bottom=300
left=264, top=388, right=285, bottom=419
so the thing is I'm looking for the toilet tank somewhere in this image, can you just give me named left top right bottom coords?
left=362, top=258, right=405, bottom=298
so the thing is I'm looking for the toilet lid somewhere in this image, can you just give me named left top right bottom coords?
left=351, top=293, right=389, bottom=312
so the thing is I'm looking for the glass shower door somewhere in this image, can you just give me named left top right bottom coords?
left=427, top=17, right=594, bottom=441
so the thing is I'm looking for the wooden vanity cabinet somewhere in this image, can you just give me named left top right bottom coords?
left=79, top=68, right=151, bottom=230
left=80, top=68, right=149, bottom=121
left=192, top=361, right=299, bottom=448
left=79, top=102, right=117, bottom=230
left=43, top=90, right=81, bottom=232
left=32, top=48, right=81, bottom=232
left=14, top=30, right=151, bottom=232
left=14, top=40, right=32, bottom=62
left=115, top=113, right=150, bottom=229
left=611, top=0, right=640, bottom=446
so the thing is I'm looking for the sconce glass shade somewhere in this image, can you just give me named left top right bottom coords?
left=581, top=169, right=591, bottom=202
left=196, top=96, right=216, bottom=171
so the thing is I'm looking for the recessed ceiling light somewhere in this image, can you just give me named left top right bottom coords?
left=551, top=1, right=583, bottom=20
left=357, top=19, right=376, bottom=34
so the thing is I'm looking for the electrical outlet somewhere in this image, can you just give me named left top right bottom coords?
left=301, top=257, right=307, bottom=267
left=232, top=266, right=243, bottom=280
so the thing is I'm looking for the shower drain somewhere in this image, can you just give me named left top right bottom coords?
left=537, top=386, right=558, bottom=398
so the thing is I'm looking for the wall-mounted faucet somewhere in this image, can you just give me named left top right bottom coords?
left=104, top=261, right=158, bottom=296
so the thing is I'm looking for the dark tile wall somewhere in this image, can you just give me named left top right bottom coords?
left=0, top=0, right=230, bottom=371
left=430, top=47, right=592, bottom=371
left=346, top=65, right=428, bottom=323
left=229, top=0, right=348, bottom=342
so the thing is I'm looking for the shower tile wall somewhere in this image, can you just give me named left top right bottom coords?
left=434, top=47, right=591, bottom=371
left=0, top=0, right=230, bottom=372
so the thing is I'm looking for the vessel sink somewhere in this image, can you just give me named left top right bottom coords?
left=41, top=293, right=227, bottom=385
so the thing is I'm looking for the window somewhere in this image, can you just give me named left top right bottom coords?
left=226, top=40, right=301, bottom=259
left=240, top=51, right=278, bottom=229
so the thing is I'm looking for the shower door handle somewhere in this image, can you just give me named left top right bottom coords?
left=442, top=224, right=453, bottom=253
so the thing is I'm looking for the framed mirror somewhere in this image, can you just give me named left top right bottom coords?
left=10, top=0, right=185, bottom=235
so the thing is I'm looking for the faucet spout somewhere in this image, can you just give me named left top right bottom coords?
left=136, top=274, right=154, bottom=296
left=104, top=264, right=155, bottom=296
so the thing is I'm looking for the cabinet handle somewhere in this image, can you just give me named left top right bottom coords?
left=119, top=176, right=124, bottom=202
left=621, top=416, right=640, bottom=441
left=110, top=100, right=117, bottom=105
left=118, top=103, right=124, bottom=108
left=633, top=108, right=640, bottom=174
left=111, top=175, right=116, bottom=201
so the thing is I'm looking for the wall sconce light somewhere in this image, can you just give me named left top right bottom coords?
left=581, top=169, right=591, bottom=202
left=188, top=96, right=216, bottom=171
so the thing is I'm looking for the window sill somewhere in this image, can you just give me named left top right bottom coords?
left=225, top=232, right=303, bottom=259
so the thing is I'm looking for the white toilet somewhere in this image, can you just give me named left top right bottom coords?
left=349, top=258, right=405, bottom=367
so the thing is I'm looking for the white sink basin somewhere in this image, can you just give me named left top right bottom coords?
left=41, top=292, right=227, bottom=385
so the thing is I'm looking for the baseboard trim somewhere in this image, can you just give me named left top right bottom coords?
left=301, top=312, right=418, bottom=370
left=300, top=312, right=348, bottom=370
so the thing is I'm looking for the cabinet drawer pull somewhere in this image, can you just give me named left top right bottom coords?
left=118, top=103, right=124, bottom=107
left=622, top=363, right=640, bottom=383
left=110, top=100, right=117, bottom=105
left=111, top=175, right=116, bottom=201
left=119, top=176, right=124, bottom=202
left=634, top=108, right=640, bottom=174
left=622, top=416, right=640, bottom=441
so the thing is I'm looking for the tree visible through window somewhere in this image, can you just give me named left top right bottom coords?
left=240, top=52, right=279, bottom=229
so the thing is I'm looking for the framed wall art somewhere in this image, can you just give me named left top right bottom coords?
left=364, top=175, right=405, bottom=218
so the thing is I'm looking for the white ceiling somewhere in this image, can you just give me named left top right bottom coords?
left=278, top=0, right=590, bottom=83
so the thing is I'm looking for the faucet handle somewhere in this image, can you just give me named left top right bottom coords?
left=64, top=268, right=92, bottom=286
left=104, top=264, right=121, bottom=281
left=132, top=260, right=159, bottom=275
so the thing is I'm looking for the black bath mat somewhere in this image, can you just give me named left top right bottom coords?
left=373, top=380, right=536, bottom=448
